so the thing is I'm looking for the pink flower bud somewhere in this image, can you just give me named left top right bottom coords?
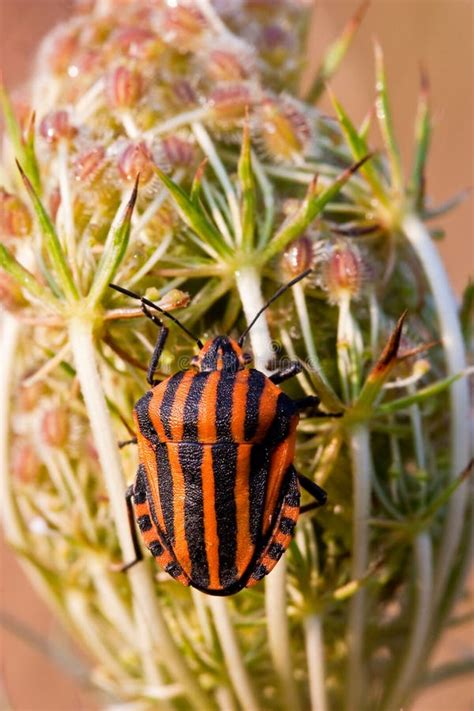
left=281, top=236, right=314, bottom=279
left=107, top=66, right=143, bottom=109
left=160, top=136, right=196, bottom=168
left=0, top=189, right=32, bottom=237
left=39, top=110, right=76, bottom=144
left=113, top=26, right=158, bottom=59
left=0, top=272, right=27, bottom=312
left=48, top=29, right=79, bottom=74
left=258, top=97, right=311, bottom=162
left=118, top=141, right=154, bottom=183
left=322, top=243, right=364, bottom=302
left=206, top=50, right=248, bottom=82
left=41, top=407, right=69, bottom=448
left=74, top=146, right=106, bottom=182
left=208, top=84, right=254, bottom=126
left=18, top=382, right=45, bottom=412
left=12, top=443, right=41, bottom=482
left=163, top=4, right=206, bottom=51
left=170, top=80, right=198, bottom=107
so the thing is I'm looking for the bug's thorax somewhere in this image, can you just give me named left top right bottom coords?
left=192, top=336, right=249, bottom=373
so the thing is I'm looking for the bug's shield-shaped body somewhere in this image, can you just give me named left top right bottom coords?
left=131, top=367, right=300, bottom=595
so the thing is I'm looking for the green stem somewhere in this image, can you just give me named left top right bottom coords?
left=401, top=214, right=470, bottom=607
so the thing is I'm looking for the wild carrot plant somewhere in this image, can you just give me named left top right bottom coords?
left=0, top=1, right=471, bottom=709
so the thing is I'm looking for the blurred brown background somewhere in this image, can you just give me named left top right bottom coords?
left=0, top=1, right=472, bottom=709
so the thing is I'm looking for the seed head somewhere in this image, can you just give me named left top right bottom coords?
left=163, top=3, right=207, bottom=51
left=12, top=443, right=41, bottom=483
left=74, top=146, right=107, bottom=183
left=118, top=141, right=154, bottom=182
left=107, top=65, right=143, bottom=109
left=320, top=242, right=365, bottom=303
left=208, top=84, right=255, bottom=127
left=257, top=96, right=311, bottom=162
left=0, top=271, right=28, bottom=311
left=159, top=136, right=196, bottom=169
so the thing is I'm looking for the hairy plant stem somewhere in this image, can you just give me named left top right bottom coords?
left=304, top=613, right=328, bottom=711
left=382, top=533, right=433, bottom=711
left=208, top=597, right=260, bottom=711
left=234, top=266, right=301, bottom=708
left=68, top=316, right=210, bottom=709
left=401, top=214, right=470, bottom=606
left=346, top=424, right=372, bottom=711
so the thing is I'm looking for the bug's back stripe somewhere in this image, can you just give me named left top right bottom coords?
left=231, top=371, right=249, bottom=441
left=212, top=443, right=238, bottom=588
left=234, top=444, right=253, bottom=578
left=153, top=443, right=175, bottom=544
left=136, top=436, right=167, bottom=535
left=169, top=370, right=195, bottom=439
left=263, top=420, right=298, bottom=533
left=166, top=442, right=192, bottom=573
left=201, top=446, right=220, bottom=589
left=134, top=391, right=157, bottom=443
left=244, top=370, right=266, bottom=441
left=255, top=380, right=279, bottom=442
left=160, top=371, right=186, bottom=440
left=198, top=371, right=219, bottom=443
left=183, top=373, right=210, bottom=440
left=249, top=446, right=270, bottom=544
left=216, top=372, right=234, bottom=440
left=179, top=443, right=209, bottom=587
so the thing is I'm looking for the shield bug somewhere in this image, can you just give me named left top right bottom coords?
left=110, top=270, right=340, bottom=596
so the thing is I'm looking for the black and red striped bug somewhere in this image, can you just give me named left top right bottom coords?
left=110, top=270, right=339, bottom=596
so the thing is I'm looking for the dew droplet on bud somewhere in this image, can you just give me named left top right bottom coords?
left=107, top=65, right=143, bottom=109
left=118, top=141, right=154, bottom=182
left=281, top=236, right=314, bottom=279
left=39, top=110, right=76, bottom=144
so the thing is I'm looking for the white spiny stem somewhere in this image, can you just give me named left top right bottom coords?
left=143, top=107, right=209, bottom=141
left=57, top=140, right=76, bottom=265
left=68, top=317, right=210, bottom=709
left=346, top=424, right=372, bottom=711
left=402, top=214, right=470, bottom=606
left=120, top=111, right=140, bottom=139
left=265, top=560, right=301, bottom=710
left=383, top=533, right=433, bottom=711
left=208, top=597, right=260, bottom=711
left=235, top=267, right=300, bottom=708
left=235, top=266, right=274, bottom=371
left=192, top=122, right=242, bottom=245
left=304, top=614, right=328, bottom=711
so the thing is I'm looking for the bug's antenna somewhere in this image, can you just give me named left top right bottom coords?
left=109, top=283, right=204, bottom=349
left=238, top=269, right=312, bottom=346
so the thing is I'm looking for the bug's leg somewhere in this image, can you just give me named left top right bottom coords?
left=141, top=302, right=169, bottom=387
left=118, top=436, right=138, bottom=449
left=270, top=361, right=302, bottom=384
left=297, top=471, right=327, bottom=514
left=293, top=395, right=343, bottom=418
left=111, top=485, right=144, bottom=572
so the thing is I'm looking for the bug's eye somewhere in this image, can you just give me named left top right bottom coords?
left=243, top=351, right=253, bottom=364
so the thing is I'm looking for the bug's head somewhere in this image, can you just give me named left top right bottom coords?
left=192, top=336, right=250, bottom=373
